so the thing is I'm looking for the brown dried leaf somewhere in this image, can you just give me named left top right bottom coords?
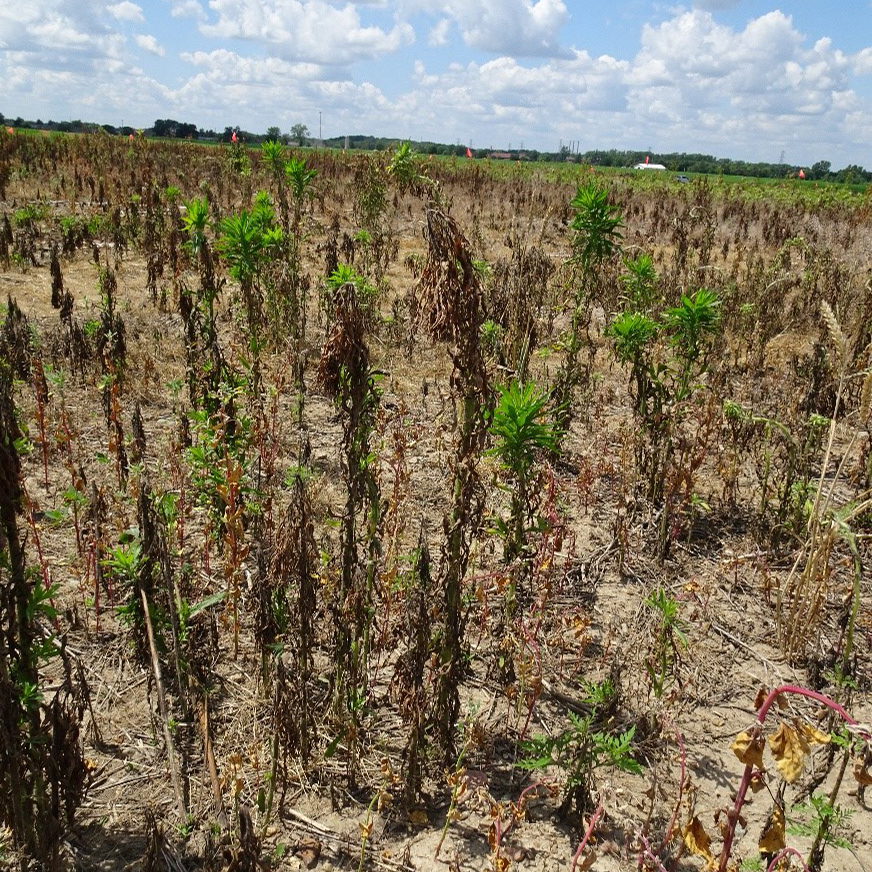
left=732, top=730, right=765, bottom=769
left=753, top=687, right=768, bottom=710
left=683, top=816, right=714, bottom=864
left=749, top=770, right=767, bottom=792
left=853, top=758, right=872, bottom=786
left=758, top=805, right=786, bottom=855
left=293, top=838, right=322, bottom=870
left=408, top=808, right=429, bottom=825
left=576, top=850, right=597, bottom=871
left=767, top=723, right=809, bottom=783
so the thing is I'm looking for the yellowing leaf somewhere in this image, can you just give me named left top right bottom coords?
left=683, top=816, right=714, bottom=864
left=800, top=723, right=831, bottom=745
left=732, top=730, right=765, bottom=769
left=758, top=805, right=786, bottom=854
left=767, top=723, right=808, bottom=783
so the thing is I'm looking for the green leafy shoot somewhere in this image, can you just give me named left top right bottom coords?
left=488, top=380, right=559, bottom=479
left=663, top=288, right=721, bottom=363
left=607, top=311, right=660, bottom=364
left=569, top=181, right=624, bottom=271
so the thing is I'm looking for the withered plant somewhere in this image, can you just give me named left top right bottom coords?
left=317, top=279, right=382, bottom=784
left=351, top=155, right=392, bottom=280
left=414, top=208, right=491, bottom=759
left=778, top=304, right=872, bottom=667
left=263, top=467, right=319, bottom=766
left=391, top=529, right=433, bottom=807
left=0, top=358, right=91, bottom=869
left=484, top=237, right=553, bottom=381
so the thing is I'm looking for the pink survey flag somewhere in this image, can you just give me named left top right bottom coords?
left=231, top=130, right=238, bottom=143
left=798, top=168, right=805, bottom=179
left=466, top=147, right=473, bottom=158
left=645, top=155, right=649, bottom=164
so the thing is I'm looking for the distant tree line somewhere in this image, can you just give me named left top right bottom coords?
left=2, top=110, right=868, bottom=183
left=577, top=149, right=872, bottom=183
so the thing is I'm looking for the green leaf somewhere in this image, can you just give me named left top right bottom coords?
left=188, top=589, right=227, bottom=617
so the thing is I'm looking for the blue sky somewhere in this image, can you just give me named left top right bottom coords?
left=2, top=1, right=871, bottom=167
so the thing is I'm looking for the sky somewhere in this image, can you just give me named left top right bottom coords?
left=2, top=1, right=871, bottom=167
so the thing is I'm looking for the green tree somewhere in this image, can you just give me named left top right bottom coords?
left=810, top=160, right=831, bottom=180
left=290, top=123, right=309, bottom=146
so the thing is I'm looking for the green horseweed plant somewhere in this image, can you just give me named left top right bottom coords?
left=555, top=180, right=624, bottom=434
left=217, top=191, right=283, bottom=385
left=607, top=287, right=721, bottom=555
left=488, top=379, right=560, bottom=565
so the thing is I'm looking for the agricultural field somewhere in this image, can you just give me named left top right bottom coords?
left=0, top=130, right=871, bottom=872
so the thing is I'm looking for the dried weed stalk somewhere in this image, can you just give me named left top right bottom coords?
left=414, top=208, right=490, bottom=759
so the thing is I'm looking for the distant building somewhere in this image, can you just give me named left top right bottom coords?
left=488, top=151, right=513, bottom=160
left=634, top=162, right=666, bottom=171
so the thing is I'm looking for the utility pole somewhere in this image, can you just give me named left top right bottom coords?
left=319, top=111, right=322, bottom=142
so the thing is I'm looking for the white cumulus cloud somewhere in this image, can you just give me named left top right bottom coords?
left=135, top=33, right=166, bottom=55
left=169, top=0, right=206, bottom=18
left=200, top=0, right=414, bottom=64
left=403, top=0, right=569, bottom=57
left=107, top=1, right=144, bottom=22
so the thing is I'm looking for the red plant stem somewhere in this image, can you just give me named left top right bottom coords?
left=757, top=685, right=860, bottom=729
left=637, top=834, right=670, bottom=872
left=178, top=480, right=186, bottom=554
left=767, top=847, right=811, bottom=872
left=91, top=547, right=98, bottom=631
left=571, top=798, right=603, bottom=872
left=59, top=406, right=74, bottom=468
left=517, top=780, right=546, bottom=806
left=498, top=779, right=550, bottom=842
left=34, top=379, right=50, bottom=490
left=90, top=543, right=99, bottom=634
left=27, top=506, right=60, bottom=631
left=71, top=502, right=83, bottom=562
left=657, top=722, right=687, bottom=856
left=517, top=619, right=543, bottom=742
left=718, top=685, right=865, bottom=872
